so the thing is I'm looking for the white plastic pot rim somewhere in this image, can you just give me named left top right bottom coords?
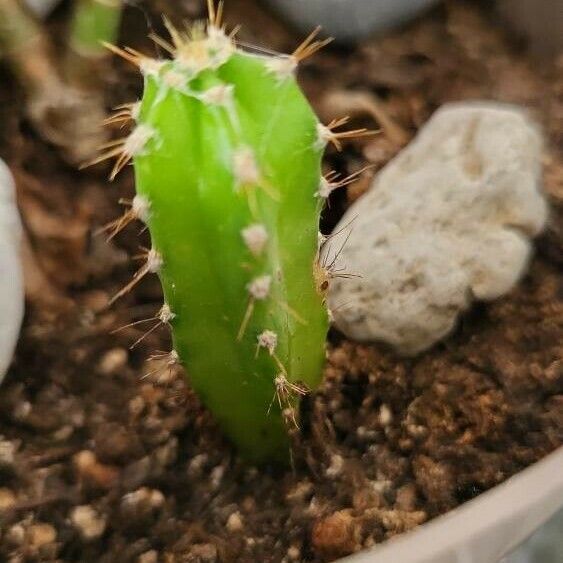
left=341, top=446, right=563, bottom=563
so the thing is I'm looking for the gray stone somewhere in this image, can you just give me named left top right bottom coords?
left=325, top=102, right=547, bottom=355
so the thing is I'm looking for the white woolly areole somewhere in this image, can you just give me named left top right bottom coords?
left=265, top=56, right=296, bottom=79
left=233, top=147, right=261, bottom=186
left=201, top=84, right=234, bottom=106
left=176, top=26, right=233, bottom=75
left=159, top=303, right=175, bottom=324
left=162, top=69, right=187, bottom=89
left=146, top=248, right=163, bottom=273
left=140, top=58, right=165, bottom=77
left=132, top=194, right=150, bottom=223
left=257, top=330, right=278, bottom=354
left=325, top=102, right=548, bottom=356
left=315, top=123, right=331, bottom=149
left=248, top=275, right=271, bottom=300
left=130, top=101, right=141, bottom=122
left=274, top=373, right=287, bottom=388
left=124, top=125, right=155, bottom=158
left=0, top=159, right=23, bottom=382
left=241, top=224, right=268, bottom=257
left=316, top=177, right=332, bottom=199
left=206, top=26, right=234, bottom=67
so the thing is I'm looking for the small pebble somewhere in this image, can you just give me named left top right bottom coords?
left=286, top=480, right=314, bottom=504
left=6, top=523, right=25, bottom=546
left=128, top=396, right=146, bottom=417
left=52, top=425, right=74, bottom=441
left=138, top=550, right=158, bottom=563
left=0, top=437, right=16, bottom=467
left=379, top=404, right=393, bottom=426
left=325, top=454, right=344, bottom=478
left=0, top=488, right=16, bottom=511
left=98, top=348, right=128, bottom=375
left=395, top=483, right=418, bottom=511
left=28, top=523, right=57, bottom=547
left=312, top=510, right=359, bottom=559
left=12, top=400, right=31, bottom=421
left=120, top=487, right=165, bottom=521
left=210, top=465, right=225, bottom=490
left=73, top=450, right=119, bottom=490
left=71, top=505, right=107, bottom=540
left=189, top=543, right=217, bottom=561
left=287, top=545, right=301, bottom=560
left=226, top=511, right=244, bottom=532
left=187, top=453, right=208, bottom=475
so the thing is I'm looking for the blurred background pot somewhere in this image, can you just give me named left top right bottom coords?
left=263, top=0, right=441, bottom=42
left=0, top=159, right=24, bottom=383
left=24, top=0, right=61, bottom=18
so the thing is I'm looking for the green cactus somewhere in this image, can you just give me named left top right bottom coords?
left=96, top=2, right=369, bottom=464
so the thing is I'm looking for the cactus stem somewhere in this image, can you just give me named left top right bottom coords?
left=316, top=116, right=375, bottom=151
left=241, top=224, right=268, bottom=257
left=276, top=300, right=307, bottom=325
left=232, top=148, right=280, bottom=201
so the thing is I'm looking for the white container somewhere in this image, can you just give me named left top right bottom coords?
left=24, top=0, right=61, bottom=18
left=341, top=447, right=563, bottom=563
left=264, top=0, right=441, bottom=42
left=0, top=159, right=24, bottom=382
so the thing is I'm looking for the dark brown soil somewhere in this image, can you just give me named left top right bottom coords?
left=0, top=1, right=561, bottom=562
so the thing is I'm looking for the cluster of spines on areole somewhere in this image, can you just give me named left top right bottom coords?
left=95, top=0, right=373, bottom=415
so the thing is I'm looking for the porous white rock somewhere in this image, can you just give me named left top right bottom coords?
left=0, top=160, right=24, bottom=381
left=325, top=102, right=547, bottom=355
